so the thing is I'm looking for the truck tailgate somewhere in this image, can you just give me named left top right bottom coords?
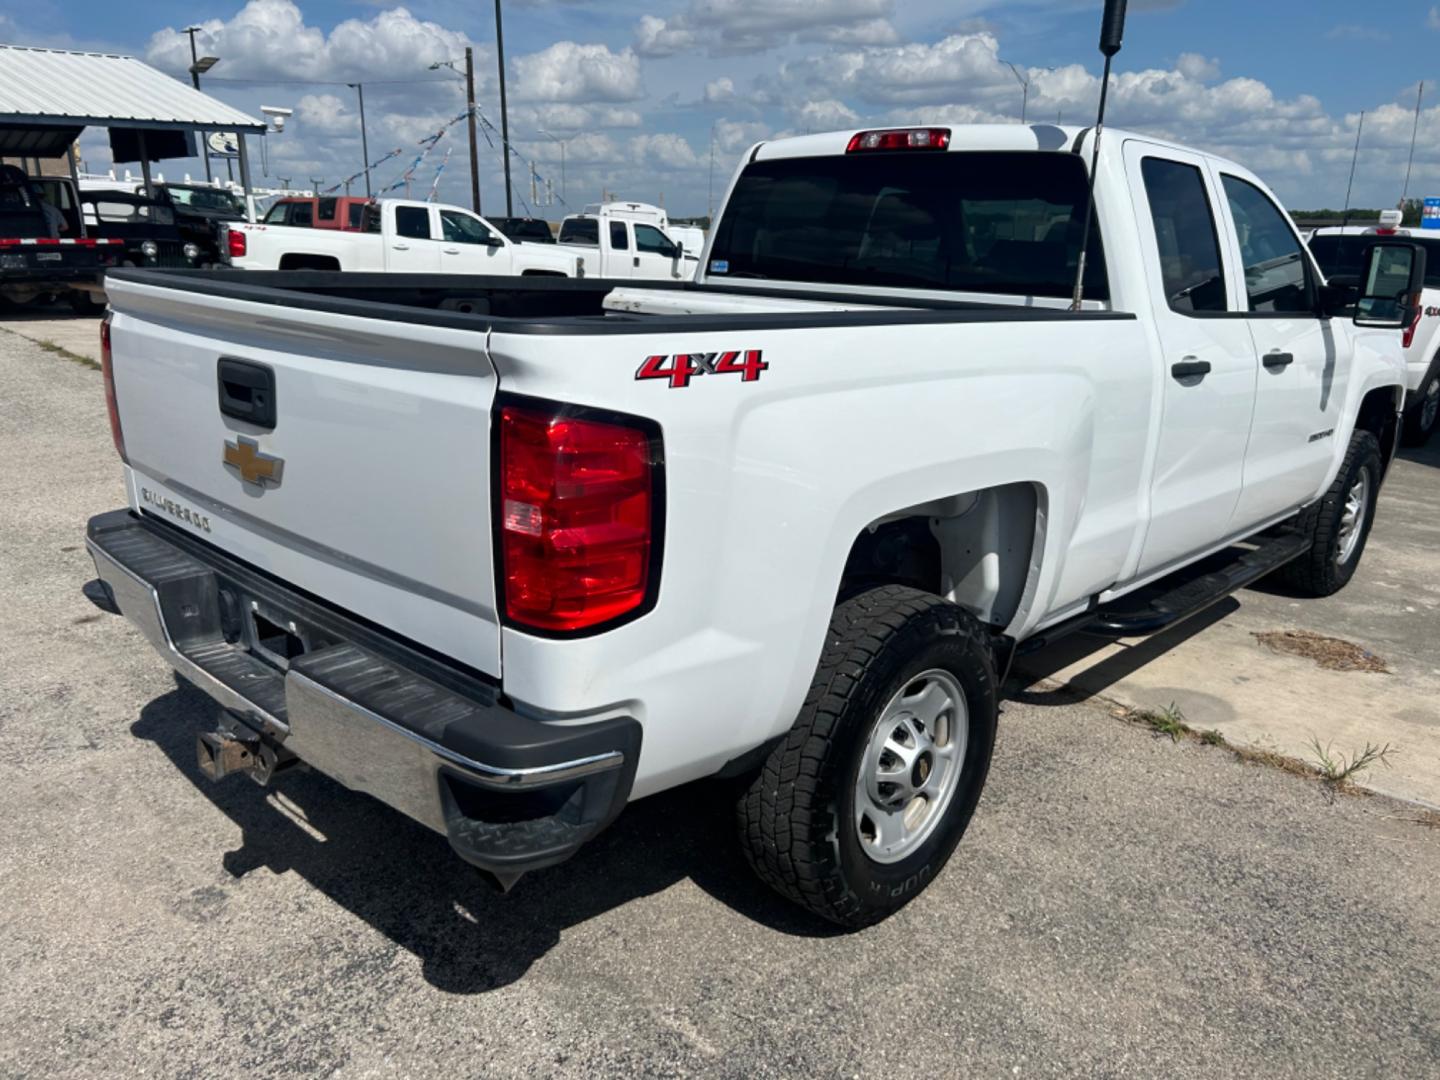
left=103, top=275, right=502, bottom=676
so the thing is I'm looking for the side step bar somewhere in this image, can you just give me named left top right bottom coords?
left=1018, top=530, right=1309, bottom=654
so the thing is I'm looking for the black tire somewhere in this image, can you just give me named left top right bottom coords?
left=68, top=291, right=104, bottom=316
left=737, top=585, right=998, bottom=928
left=1280, top=430, right=1382, bottom=597
left=1401, top=364, right=1440, bottom=447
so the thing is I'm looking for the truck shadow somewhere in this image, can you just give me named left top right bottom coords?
left=1397, top=440, right=1440, bottom=470
left=130, top=675, right=841, bottom=995
left=1005, top=598, right=1237, bottom=705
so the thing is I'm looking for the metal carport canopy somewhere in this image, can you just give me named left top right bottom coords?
left=0, top=44, right=263, bottom=132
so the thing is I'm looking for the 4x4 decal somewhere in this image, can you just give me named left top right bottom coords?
left=635, top=350, right=768, bottom=389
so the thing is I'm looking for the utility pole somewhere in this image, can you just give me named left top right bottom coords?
left=349, top=82, right=371, bottom=197
left=494, top=0, right=514, bottom=215
left=463, top=47, right=481, bottom=213
left=540, top=129, right=566, bottom=201
left=184, top=26, right=214, bottom=183
left=530, top=160, right=538, bottom=208
left=1341, top=111, right=1365, bottom=229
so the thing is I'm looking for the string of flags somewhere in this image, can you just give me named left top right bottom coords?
left=426, top=147, right=453, bottom=203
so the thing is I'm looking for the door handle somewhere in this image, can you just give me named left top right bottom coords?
left=1263, top=351, right=1295, bottom=369
left=633, top=256, right=640, bottom=268
left=392, top=243, right=410, bottom=251
left=443, top=247, right=460, bottom=255
left=1170, top=358, right=1212, bottom=380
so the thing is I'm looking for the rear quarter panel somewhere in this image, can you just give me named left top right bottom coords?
left=489, top=314, right=1153, bottom=796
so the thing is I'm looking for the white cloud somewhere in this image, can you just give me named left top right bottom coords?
left=294, top=93, right=355, bottom=138
left=1430, top=6, right=1440, bottom=30
left=791, top=99, right=860, bottom=130
left=635, top=0, right=896, bottom=57
left=628, top=132, right=701, bottom=170
left=1175, top=52, right=1220, bottom=81
left=511, top=41, right=644, bottom=103
left=704, top=77, right=736, bottom=104
left=713, top=119, right=770, bottom=154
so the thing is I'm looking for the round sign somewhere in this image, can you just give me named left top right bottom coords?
left=207, top=132, right=239, bottom=157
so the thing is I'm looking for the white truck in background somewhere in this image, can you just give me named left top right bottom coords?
left=1308, top=210, right=1440, bottom=444
left=221, top=198, right=578, bottom=277
left=87, top=123, right=1419, bottom=928
left=556, top=201, right=698, bottom=280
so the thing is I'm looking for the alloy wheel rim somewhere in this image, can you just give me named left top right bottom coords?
left=853, top=668, right=968, bottom=865
left=1336, top=466, right=1371, bottom=566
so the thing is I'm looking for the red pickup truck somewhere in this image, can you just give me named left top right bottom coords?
left=261, top=195, right=370, bottom=231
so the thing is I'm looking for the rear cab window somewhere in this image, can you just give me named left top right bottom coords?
left=706, top=150, right=1107, bottom=299
left=1140, top=157, right=1228, bottom=314
left=394, top=205, right=432, bottom=240
left=560, top=218, right=599, bottom=245
left=610, top=221, right=629, bottom=250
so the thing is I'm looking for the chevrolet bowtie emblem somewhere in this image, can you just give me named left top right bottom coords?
left=223, top=435, right=284, bottom=489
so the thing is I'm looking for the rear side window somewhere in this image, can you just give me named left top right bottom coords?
left=560, top=218, right=599, bottom=245
left=708, top=150, right=1107, bottom=299
left=348, top=203, right=365, bottom=229
left=1222, top=176, right=1311, bottom=313
left=290, top=202, right=313, bottom=228
left=610, top=221, right=629, bottom=250
left=1140, top=157, right=1227, bottom=313
left=317, top=197, right=337, bottom=221
left=394, top=205, right=431, bottom=240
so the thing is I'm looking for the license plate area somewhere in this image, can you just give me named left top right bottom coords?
left=35, top=251, right=61, bottom=262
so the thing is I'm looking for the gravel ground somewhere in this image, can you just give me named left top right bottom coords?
left=2, top=329, right=1438, bottom=1079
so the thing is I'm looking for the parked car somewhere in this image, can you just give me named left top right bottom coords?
left=89, top=123, right=1417, bottom=927
left=555, top=211, right=694, bottom=279
left=1308, top=212, right=1440, bottom=444
left=2, top=168, right=121, bottom=313
left=261, top=195, right=371, bottom=232
left=79, top=189, right=201, bottom=270
left=490, top=216, right=556, bottom=243
left=222, top=198, right=578, bottom=276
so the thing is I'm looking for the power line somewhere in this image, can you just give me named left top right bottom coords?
left=202, top=75, right=458, bottom=86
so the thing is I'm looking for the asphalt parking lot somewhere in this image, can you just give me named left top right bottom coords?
left=2, top=324, right=1438, bottom=1077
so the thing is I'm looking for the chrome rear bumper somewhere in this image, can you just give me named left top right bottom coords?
left=86, top=509, right=640, bottom=880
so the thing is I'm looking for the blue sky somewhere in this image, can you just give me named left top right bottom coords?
left=4, top=0, right=1440, bottom=215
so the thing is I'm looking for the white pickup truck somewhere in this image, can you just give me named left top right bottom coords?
left=556, top=208, right=696, bottom=280
left=221, top=197, right=577, bottom=277
left=87, top=124, right=1420, bottom=927
left=1308, top=213, right=1440, bottom=444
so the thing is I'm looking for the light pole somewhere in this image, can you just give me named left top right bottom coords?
left=184, top=27, right=220, bottom=182
left=430, top=51, right=481, bottom=213
left=538, top=129, right=566, bottom=201
left=494, top=0, right=513, bottom=215
left=1001, top=60, right=1030, bottom=124
left=347, top=82, right=371, bottom=197
left=707, top=122, right=717, bottom=223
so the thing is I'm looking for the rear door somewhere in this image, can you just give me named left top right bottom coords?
left=104, top=275, right=502, bottom=674
left=1216, top=172, right=1349, bottom=526
left=1125, top=141, right=1260, bottom=575
left=386, top=204, right=441, bottom=271
left=606, top=220, right=634, bottom=278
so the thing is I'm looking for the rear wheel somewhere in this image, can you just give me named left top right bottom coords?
left=1280, top=430, right=1381, bottom=597
left=1402, top=366, right=1440, bottom=446
left=737, top=585, right=998, bottom=928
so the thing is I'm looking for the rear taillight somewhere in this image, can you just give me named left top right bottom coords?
left=497, top=399, right=660, bottom=634
left=226, top=227, right=247, bottom=259
left=100, top=313, right=127, bottom=462
left=846, top=127, right=950, bottom=153
left=1403, top=292, right=1424, bottom=349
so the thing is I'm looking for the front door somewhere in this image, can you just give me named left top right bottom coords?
left=634, top=223, right=680, bottom=280
left=1216, top=172, right=1349, bottom=527
left=438, top=208, right=511, bottom=273
left=1125, top=142, right=1260, bottom=576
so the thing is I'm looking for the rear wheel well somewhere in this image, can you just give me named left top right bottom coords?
left=1354, top=385, right=1401, bottom=472
left=278, top=253, right=341, bottom=271
left=839, top=484, right=1042, bottom=630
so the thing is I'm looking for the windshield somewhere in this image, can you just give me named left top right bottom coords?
left=707, top=150, right=1107, bottom=299
left=1309, top=233, right=1440, bottom=289
left=166, top=186, right=245, bottom=214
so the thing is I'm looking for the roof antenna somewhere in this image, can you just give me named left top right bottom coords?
left=1070, top=0, right=1128, bottom=311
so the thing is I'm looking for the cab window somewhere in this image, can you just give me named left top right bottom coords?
left=1140, top=157, right=1227, bottom=314
left=559, top=218, right=599, bottom=245
left=317, top=197, right=337, bottom=222
left=290, top=202, right=314, bottom=228
left=394, top=205, right=432, bottom=240
left=1222, top=175, right=1312, bottom=314
left=610, top=221, right=629, bottom=250
left=440, top=209, right=496, bottom=245
left=262, top=202, right=288, bottom=224
left=635, top=224, right=672, bottom=254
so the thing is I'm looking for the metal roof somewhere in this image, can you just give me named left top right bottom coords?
left=0, top=44, right=264, bottom=132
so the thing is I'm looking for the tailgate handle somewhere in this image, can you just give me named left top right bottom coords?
left=217, top=358, right=277, bottom=429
